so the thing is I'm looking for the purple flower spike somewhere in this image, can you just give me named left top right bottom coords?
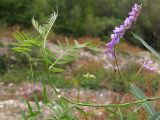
left=105, top=4, right=141, bottom=57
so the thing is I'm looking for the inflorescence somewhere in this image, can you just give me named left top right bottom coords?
left=105, top=4, right=141, bottom=57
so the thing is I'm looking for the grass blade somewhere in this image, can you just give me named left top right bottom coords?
left=26, top=100, right=34, bottom=116
left=33, top=93, right=41, bottom=111
left=150, top=112, right=160, bottom=120
left=42, top=81, right=48, bottom=104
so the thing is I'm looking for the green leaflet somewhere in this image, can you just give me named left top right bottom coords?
left=49, top=67, right=64, bottom=73
left=150, top=112, right=160, bottom=120
left=47, top=98, right=77, bottom=120
left=42, top=81, right=49, bottom=105
left=12, top=47, right=32, bottom=52
left=26, top=100, right=34, bottom=116
left=33, top=93, right=41, bottom=111
left=129, top=83, right=155, bottom=116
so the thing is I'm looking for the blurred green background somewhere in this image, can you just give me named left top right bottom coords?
left=0, top=0, right=160, bottom=88
left=0, top=0, right=159, bottom=49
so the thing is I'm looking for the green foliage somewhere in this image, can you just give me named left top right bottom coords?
left=12, top=32, right=42, bottom=60
left=32, top=11, right=58, bottom=40
left=49, top=40, right=87, bottom=69
left=129, top=83, right=155, bottom=116
left=0, top=66, right=31, bottom=83
left=43, top=81, right=49, bottom=104
left=21, top=110, right=27, bottom=120
left=47, top=98, right=78, bottom=120
left=0, top=0, right=47, bottom=26
left=12, top=10, right=89, bottom=119
left=33, top=94, right=41, bottom=111
left=0, top=0, right=160, bottom=49
left=50, top=67, right=64, bottom=73
left=9, top=3, right=160, bottom=120
left=73, top=66, right=107, bottom=89
left=150, top=112, right=160, bottom=120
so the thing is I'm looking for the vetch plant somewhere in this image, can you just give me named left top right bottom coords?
left=12, top=3, right=160, bottom=120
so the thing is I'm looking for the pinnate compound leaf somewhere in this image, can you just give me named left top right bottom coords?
left=49, top=40, right=87, bottom=70
left=129, top=83, right=155, bottom=116
left=32, top=11, right=58, bottom=39
left=12, top=32, right=42, bottom=60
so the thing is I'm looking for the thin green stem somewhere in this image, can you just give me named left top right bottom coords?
left=60, top=96, right=160, bottom=108
left=35, top=95, right=160, bottom=118
left=49, top=48, right=72, bottom=69
left=135, top=63, right=144, bottom=76
left=128, top=63, right=145, bottom=87
left=44, top=58, right=59, bottom=95
left=118, top=105, right=124, bottom=120
left=77, top=87, right=80, bottom=103
left=43, top=38, right=59, bottom=95
left=113, top=46, right=127, bottom=107
left=48, top=69, right=59, bottom=95
left=113, top=46, right=127, bottom=88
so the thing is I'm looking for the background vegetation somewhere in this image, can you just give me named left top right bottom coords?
left=0, top=0, right=160, bottom=49
left=0, top=1, right=160, bottom=119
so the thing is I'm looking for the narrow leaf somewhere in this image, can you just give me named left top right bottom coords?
left=33, top=93, right=41, bottom=111
left=49, top=67, right=64, bottom=73
left=42, top=81, right=48, bottom=104
left=132, top=33, right=160, bottom=60
left=26, top=100, right=34, bottom=116
left=129, top=83, right=155, bottom=116
left=150, top=112, right=160, bottom=120
left=12, top=47, right=31, bottom=52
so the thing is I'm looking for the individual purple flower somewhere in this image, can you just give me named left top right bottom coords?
left=141, top=59, right=156, bottom=71
left=105, top=4, right=141, bottom=57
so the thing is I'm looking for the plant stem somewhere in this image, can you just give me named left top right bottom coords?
left=118, top=105, right=124, bottom=120
left=113, top=46, right=127, bottom=107
left=135, top=63, right=144, bottom=76
left=61, top=96, right=160, bottom=108
left=43, top=47, right=59, bottom=96
left=113, top=46, right=127, bottom=88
